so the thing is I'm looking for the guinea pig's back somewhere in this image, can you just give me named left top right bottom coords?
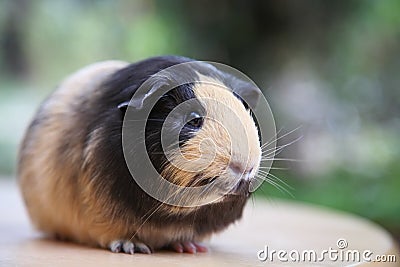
left=18, top=61, right=128, bottom=240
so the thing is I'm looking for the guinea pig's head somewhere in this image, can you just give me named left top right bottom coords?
left=119, top=59, right=263, bottom=213
left=160, top=79, right=261, bottom=196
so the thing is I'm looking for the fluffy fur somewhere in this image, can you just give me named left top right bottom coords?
left=18, top=56, right=261, bottom=253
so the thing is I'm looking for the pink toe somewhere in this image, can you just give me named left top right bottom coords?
left=182, top=241, right=196, bottom=254
left=171, top=242, right=183, bottom=253
left=193, top=242, right=208, bottom=253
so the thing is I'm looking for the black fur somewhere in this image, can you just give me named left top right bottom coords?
left=83, top=56, right=250, bottom=240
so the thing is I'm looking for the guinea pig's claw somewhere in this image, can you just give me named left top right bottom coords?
left=135, top=242, right=152, bottom=254
left=109, top=240, right=123, bottom=253
left=122, top=241, right=135, bottom=254
left=109, top=240, right=152, bottom=254
left=169, top=241, right=208, bottom=254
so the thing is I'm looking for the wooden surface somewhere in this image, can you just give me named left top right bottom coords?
left=0, top=179, right=398, bottom=266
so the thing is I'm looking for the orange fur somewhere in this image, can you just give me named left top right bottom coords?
left=161, top=75, right=261, bottom=209
left=18, top=62, right=261, bottom=251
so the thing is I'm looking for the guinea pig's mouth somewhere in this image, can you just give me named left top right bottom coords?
left=224, top=179, right=250, bottom=198
left=186, top=174, right=250, bottom=200
left=187, top=174, right=218, bottom=187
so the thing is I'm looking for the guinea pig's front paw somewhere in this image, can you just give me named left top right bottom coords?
left=168, top=241, right=208, bottom=254
left=109, top=240, right=152, bottom=254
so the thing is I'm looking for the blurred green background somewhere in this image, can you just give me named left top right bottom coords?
left=0, top=0, right=399, bottom=238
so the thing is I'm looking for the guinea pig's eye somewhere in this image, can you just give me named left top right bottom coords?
left=186, top=112, right=204, bottom=129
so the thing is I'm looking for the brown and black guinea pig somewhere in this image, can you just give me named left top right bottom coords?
left=18, top=55, right=264, bottom=254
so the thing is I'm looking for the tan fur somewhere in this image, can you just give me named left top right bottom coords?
left=161, top=75, right=261, bottom=211
left=18, top=61, right=205, bottom=250
left=18, top=61, right=132, bottom=246
left=18, top=63, right=260, bottom=250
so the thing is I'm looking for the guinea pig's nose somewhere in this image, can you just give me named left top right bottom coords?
left=229, top=162, right=254, bottom=180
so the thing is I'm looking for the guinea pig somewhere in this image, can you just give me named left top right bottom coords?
left=18, top=55, right=264, bottom=254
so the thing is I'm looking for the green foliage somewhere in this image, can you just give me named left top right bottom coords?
left=257, top=162, right=400, bottom=235
left=21, top=0, right=188, bottom=87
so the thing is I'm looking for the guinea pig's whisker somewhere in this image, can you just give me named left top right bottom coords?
left=195, top=176, right=218, bottom=186
left=261, top=142, right=293, bottom=160
left=145, top=131, right=161, bottom=140
left=255, top=172, right=294, bottom=198
left=256, top=173, right=289, bottom=192
left=259, top=177, right=292, bottom=197
left=262, top=134, right=303, bottom=156
left=261, top=139, right=302, bottom=163
left=129, top=201, right=165, bottom=241
left=198, top=183, right=214, bottom=196
left=180, top=152, right=203, bottom=157
left=254, top=183, right=268, bottom=195
left=262, top=136, right=303, bottom=155
left=130, top=179, right=196, bottom=241
left=261, top=125, right=303, bottom=151
left=250, top=194, right=255, bottom=207
left=163, top=139, right=189, bottom=149
left=258, top=171, right=294, bottom=191
left=261, top=148, right=283, bottom=159
left=260, top=158, right=302, bottom=162
left=185, top=173, right=204, bottom=187
left=260, top=127, right=284, bottom=149
left=259, top=166, right=289, bottom=170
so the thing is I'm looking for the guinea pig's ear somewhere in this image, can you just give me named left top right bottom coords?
left=117, top=101, right=130, bottom=113
left=120, top=74, right=171, bottom=111
left=234, top=85, right=261, bottom=109
left=117, top=84, right=162, bottom=112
